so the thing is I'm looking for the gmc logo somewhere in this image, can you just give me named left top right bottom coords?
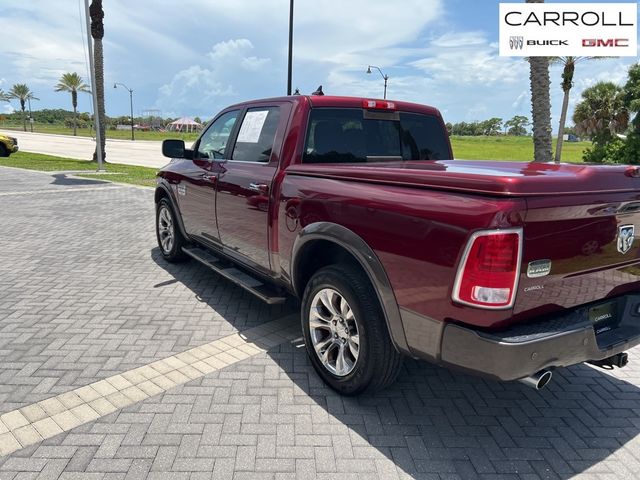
left=583, top=38, right=629, bottom=47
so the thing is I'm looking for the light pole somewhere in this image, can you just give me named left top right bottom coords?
left=287, top=0, right=294, bottom=95
left=113, top=82, right=134, bottom=141
left=366, top=65, right=389, bottom=100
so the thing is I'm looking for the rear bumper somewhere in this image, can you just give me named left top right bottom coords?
left=439, top=294, right=640, bottom=381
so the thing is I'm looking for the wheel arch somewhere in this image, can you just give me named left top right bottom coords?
left=155, top=183, right=188, bottom=239
left=291, top=222, right=410, bottom=354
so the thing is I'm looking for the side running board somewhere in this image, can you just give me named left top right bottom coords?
left=182, top=246, right=287, bottom=305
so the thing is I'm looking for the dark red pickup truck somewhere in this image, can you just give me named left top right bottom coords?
left=155, top=94, right=640, bottom=394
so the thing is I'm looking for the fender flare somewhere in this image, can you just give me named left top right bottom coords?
left=291, top=222, right=410, bottom=354
left=155, top=183, right=189, bottom=239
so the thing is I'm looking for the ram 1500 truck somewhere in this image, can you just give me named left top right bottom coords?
left=155, top=95, right=640, bottom=395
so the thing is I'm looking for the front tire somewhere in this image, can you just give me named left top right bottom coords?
left=0, top=144, right=8, bottom=157
left=156, top=198, right=188, bottom=263
left=301, top=264, right=403, bottom=395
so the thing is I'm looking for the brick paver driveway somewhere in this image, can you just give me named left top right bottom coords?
left=2, top=166, right=640, bottom=480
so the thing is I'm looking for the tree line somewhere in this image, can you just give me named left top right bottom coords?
left=0, top=107, right=203, bottom=132
left=446, top=116, right=531, bottom=137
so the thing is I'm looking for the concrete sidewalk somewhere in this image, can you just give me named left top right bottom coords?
left=0, top=129, right=172, bottom=169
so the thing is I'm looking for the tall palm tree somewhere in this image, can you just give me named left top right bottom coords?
left=0, top=89, right=9, bottom=102
left=90, top=0, right=106, bottom=162
left=552, top=57, right=604, bottom=163
left=8, top=84, right=39, bottom=132
left=55, top=73, right=91, bottom=136
left=527, top=0, right=553, bottom=163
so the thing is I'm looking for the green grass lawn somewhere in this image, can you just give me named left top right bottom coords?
left=451, top=135, right=588, bottom=163
left=0, top=151, right=158, bottom=187
left=0, top=123, right=200, bottom=142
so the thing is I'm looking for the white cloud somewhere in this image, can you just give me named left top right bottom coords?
left=294, top=0, right=443, bottom=66
left=154, top=0, right=444, bottom=116
left=155, top=39, right=272, bottom=117
left=431, top=31, right=487, bottom=48
left=209, top=39, right=253, bottom=60
left=410, top=31, right=527, bottom=86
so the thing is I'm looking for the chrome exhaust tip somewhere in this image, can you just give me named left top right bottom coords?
left=518, top=370, right=553, bottom=390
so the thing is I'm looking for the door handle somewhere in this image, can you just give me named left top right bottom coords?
left=201, top=174, right=217, bottom=183
left=248, top=183, right=268, bottom=194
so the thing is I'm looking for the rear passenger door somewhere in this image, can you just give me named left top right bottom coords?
left=215, top=103, right=290, bottom=274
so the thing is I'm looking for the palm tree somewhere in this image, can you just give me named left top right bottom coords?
left=624, top=63, right=640, bottom=132
left=55, top=73, right=91, bottom=136
left=527, top=0, right=553, bottom=163
left=90, top=0, right=106, bottom=162
left=552, top=57, right=604, bottom=163
left=0, top=89, right=9, bottom=102
left=8, top=84, right=39, bottom=132
left=573, top=82, right=628, bottom=144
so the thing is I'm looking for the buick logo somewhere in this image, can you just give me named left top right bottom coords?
left=617, top=224, right=635, bottom=254
left=510, top=36, right=524, bottom=50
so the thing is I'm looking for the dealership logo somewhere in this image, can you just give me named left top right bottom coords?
left=509, top=36, right=524, bottom=50
left=527, top=39, right=569, bottom=46
left=582, top=38, right=629, bottom=47
left=499, top=3, right=637, bottom=57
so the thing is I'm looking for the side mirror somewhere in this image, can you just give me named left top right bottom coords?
left=162, top=139, right=186, bottom=158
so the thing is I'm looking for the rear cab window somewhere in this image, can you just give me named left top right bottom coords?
left=303, top=108, right=451, bottom=164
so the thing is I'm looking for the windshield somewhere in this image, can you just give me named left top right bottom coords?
left=303, top=107, right=451, bottom=164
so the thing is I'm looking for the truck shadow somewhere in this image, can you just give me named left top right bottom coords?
left=152, top=249, right=640, bottom=479
left=50, top=173, right=110, bottom=186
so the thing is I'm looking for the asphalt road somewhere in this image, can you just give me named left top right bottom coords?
left=0, top=129, right=170, bottom=168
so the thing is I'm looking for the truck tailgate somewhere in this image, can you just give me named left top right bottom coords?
left=515, top=192, right=640, bottom=320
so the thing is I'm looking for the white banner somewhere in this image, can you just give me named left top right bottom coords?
left=499, top=3, right=638, bottom=57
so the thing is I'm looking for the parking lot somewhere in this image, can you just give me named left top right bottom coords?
left=2, top=166, right=640, bottom=480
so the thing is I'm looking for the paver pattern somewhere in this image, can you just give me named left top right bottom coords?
left=2, top=166, right=640, bottom=479
left=0, top=167, right=290, bottom=414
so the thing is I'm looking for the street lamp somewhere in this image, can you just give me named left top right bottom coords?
left=366, top=65, right=389, bottom=100
left=113, top=82, right=134, bottom=141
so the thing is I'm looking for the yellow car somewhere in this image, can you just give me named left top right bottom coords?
left=0, top=134, right=18, bottom=157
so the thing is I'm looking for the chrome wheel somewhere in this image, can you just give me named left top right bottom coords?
left=309, top=288, right=360, bottom=377
left=158, top=206, right=175, bottom=254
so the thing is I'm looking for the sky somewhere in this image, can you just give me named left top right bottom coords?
left=0, top=0, right=638, bottom=131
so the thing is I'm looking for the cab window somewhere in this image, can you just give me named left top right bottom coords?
left=196, top=110, right=239, bottom=159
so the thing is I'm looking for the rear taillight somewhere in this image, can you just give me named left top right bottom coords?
left=452, top=229, right=522, bottom=309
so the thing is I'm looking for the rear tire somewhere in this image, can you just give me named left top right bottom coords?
left=156, top=198, right=189, bottom=263
left=0, top=144, right=8, bottom=157
left=301, top=264, right=403, bottom=395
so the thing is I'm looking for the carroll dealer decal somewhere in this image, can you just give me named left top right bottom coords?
left=499, top=3, right=638, bottom=57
